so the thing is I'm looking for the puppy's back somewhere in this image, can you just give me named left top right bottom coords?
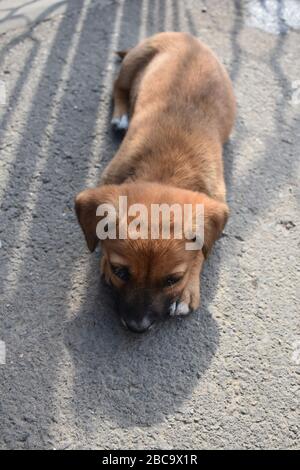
left=130, top=32, right=235, bottom=144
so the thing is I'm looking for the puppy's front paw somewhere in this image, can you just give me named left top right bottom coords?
left=111, top=114, right=129, bottom=131
left=169, top=300, right=190, bottom=316
left=169, top=286, right=200, bottom=316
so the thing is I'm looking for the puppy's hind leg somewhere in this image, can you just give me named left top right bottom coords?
left=111, top=81, right=129, bottom=132
left=111, top=49, right=130, bottom=132
left=111, top=41, right=156, bottom=132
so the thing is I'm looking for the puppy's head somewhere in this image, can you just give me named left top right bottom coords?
left=75, top=182, right=228, bottom=332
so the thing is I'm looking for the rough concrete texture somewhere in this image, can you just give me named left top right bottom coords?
left=0, top=0, right=299, bottom=450
left=0, top=1, right=68, bottom=35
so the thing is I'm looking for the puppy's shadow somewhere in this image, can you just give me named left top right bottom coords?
left=64, top=250, right=221, bottom=429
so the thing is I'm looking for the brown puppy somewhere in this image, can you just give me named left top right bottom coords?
left=75, top=32, right=236, bottom=333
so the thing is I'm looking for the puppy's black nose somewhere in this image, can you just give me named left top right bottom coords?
left=122, top=317, right=154, bottom=333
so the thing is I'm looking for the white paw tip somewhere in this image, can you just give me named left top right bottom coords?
left=169, top=301, right=190, bottom=316
left=169, top=302, right=177, bottom=316
left=111, top=114, right=129, bottom=131
left=176, top=302, right=190, bottom=316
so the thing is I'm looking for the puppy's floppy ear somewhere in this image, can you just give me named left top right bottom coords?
left=74, top=185, right=120, bottom=252
left=202, top=195, right=229, bottom=258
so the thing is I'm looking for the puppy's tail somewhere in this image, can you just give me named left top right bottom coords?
left=115, top=49, right=130, bottom=60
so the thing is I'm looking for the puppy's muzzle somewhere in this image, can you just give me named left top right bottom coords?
left=121, top=314, right=155, bottom=333
left=117, top=290, right=171, bottom=333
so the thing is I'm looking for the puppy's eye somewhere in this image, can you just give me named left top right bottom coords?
left=110, top=264, right=130, bottom=282
left=163, top=274, right=183, bottom=288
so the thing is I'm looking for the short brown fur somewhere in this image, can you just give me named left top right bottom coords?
left=75, top=32, right=235, bottom=332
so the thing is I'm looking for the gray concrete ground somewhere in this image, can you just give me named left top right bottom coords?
left=0, top=0, right=299, bottom=450
left=0, top=1, right=68, bottom=35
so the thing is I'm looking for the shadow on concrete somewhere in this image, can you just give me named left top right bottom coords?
left=63, top=0, right=220, bottom=429
left=0, top=0, right=220, bottom=444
